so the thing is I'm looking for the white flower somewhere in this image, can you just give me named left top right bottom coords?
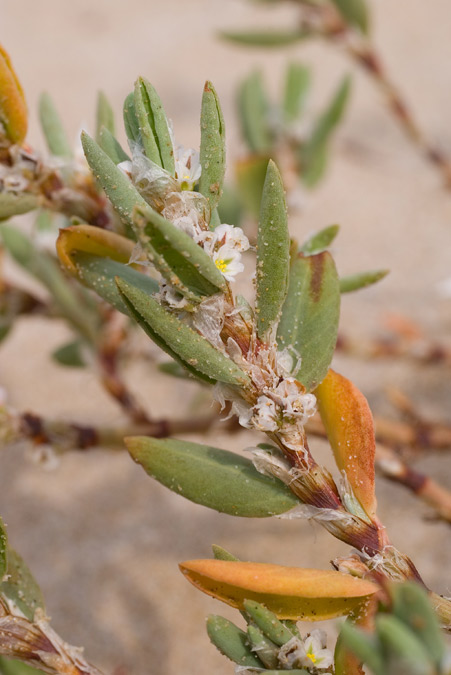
left=174, top=145, right=201, bottom=191
left=213, top=245, right=244, bottom=281
left=301, top=630, right=334, bottom=670
left=250, top=395, right=279, bottom=432
left=213, top=223, right=250, bottom=252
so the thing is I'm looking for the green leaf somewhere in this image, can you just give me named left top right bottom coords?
left=301, top=142, right=329, bottom=188
left=126, top=437, right=299, bottom=517
left=199, top=81, right=226, bottom=215
left=81, top=130, right=149, bottom=231
left=0, top=516, right=7, bottom=579
left=235, top=154, right=271, bottom=220
left=283, top=63, right=311, bottom=124
left=0, top=225, right=98, bottom=342
left=133, top=202, right=226, bottom=300
left=339, top=269, right=388, bottom=293
left=116, top=278, right=250, bottom=386
left=51, top=340, right=86, bottom=368
left=69, top=252, right=158, bottom=316
left=133, top=78, right=175, bottom=175
left=98, top=127, right=130, bottom=165
left=220, top=29, right=311, bottom=48
left=38, top=92, right=73, bottom=159
left=212, top=545, right=239, bottom=562
left=95, top=91, right=115, bottom=143
left=331, top=0, right=370, bottom=34
left=238, top=71, right=271, bottom=154
left=392, top=583, right=445, bottom=667
left=375, top=615, right=432, bottom=675
left=337, top=622, right=385, bottom=675
left=0, top=193, right=38, bottom=221
left=256, top=160, right=290, bottom=338
left=243, top=600, right=295, bottom=646
left=123, top=92, right=141, bottom=146
left=277, top=251, right=340, bottom=391
left=300, top=76, right=351, bottom=176
left=300, top=224, right=340, bottom=255
left=0, top=657, right=46, bottom=675
left=1, top=549, right=45, bottom=621
left=207, top=616, right=264, bottom=667
left=217, top=185, right=243, bottom=228
left=157, top=361, right=192, bottom=380
left=247, top=624, right=279, bottom=669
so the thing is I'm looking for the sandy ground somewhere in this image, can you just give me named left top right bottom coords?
left=1, top=0, right=451, bottom=673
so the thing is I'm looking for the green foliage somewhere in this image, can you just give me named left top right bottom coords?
left=1, top=549, right=45, bottom=621
left=256, top=160, right=290, bottom=338
left=300, top=224, right=340, bottom=255
left=0, top=193, right=38, bottom=221
left=238, top=71, right=272, bottom=154
left=51, top=340, right=87, bottom=368
left=277, top=251, right=340, bottom=391
left=199, top=81, right=226, bottom=214
left=126, top=437, right=299, bottom=517
left=207, top=616, right=263, bottom=667
left=123, top=91, right=141, bottom=146
left=38, top=92, right=73, bottom=159
left=0, top=657, right=45, bottom=675
left=134, top=77, right=175, bottom=174
left=98, top=127, right=130, bottom=165
left=340, top=269, right=389, bottom=293
left=331, top=0, right=370, bottom=34
left=220, top=30, right=310, bottom=48
left=283, top=63, right=311, bottom=125
left=95, top=91, right=115, bottom=143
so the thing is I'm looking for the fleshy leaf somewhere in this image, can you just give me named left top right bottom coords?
left=123, top=92, right=140, bottom=146
left=375, top=615, right=431, bottom=673
left=133, top=202, right=226, bottom=300
left=256, top=160, right=290, bottom=338
left=300, top=224, right=340, bottom=256
left=220, top=30, right=311, bottom=48
left=238, top=72, right=271, bottom=154
left=0, top=45, right=27, bottom=145
left=56, top=223, right=135, bottom=274
left=212, top=545, right=239, bottom=562
left=337, top=621, right=384, bottom=675
left=95, top=91, right=115, bottom=143
left=206, top=616, right=264, bottom=667
left=235, top=154, right=271, bottom=220
left=0, top=193, right=38, bottom=221
left=247, top=625, right=279, bottom=668
left=243, top=600, right=294, bottom=646
left=339, top=269, right=389, bottom=293
left=1, top=549, right=45, bottom=621
left=98, top=127, right=130, bottom=165
left=283, top=63, right=311, bottom=124
left=277, top=251, right=340, bottom=391
left=133, top=78, right=175, bottom=175
left=2, top=225, right=98, bottom=342
left=116, top=278, right=250, bottom=386
left=51, top=340, right=86, bottom=368
left=315, top=369, right=377, bottom=519
left=331, top=0, right=370, bottom=34
left=179, top=560, right=379, bottom=621
left=199, top=81, right=226, bottom=215
left=125, top=437, right=296, bottom=516
left=38, top=92, right=72, bottom=159
left=0, top=657, right=46, bottom=675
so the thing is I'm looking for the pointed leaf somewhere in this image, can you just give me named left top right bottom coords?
left=0, top=193, right=38, bottom=220
left=51, top=340, right=86, bottom=368
left=117, top=278, right=250, bottom=386
left=133, top=78, right=175, bottom=174
left=247, top=625, right=279, bottom=668
left=220, top=30, right=311, bottom=48
left=277, top=251, right=340, bottom=391
left=123, top=92, right=140, bottom=146
left=207, top=616, right=264, bottom=667
left=199, top=81, right=226, bottom=214
left=38, top=93, right=72, bottom=159
left=1, top=549, right=45, bottom=621
left=179, top=560, right=379, bottom=621
left=126, top=437, right=297, bottom=516
left=133, top=202, right=226, bottom=299
left=0, top=45, right=27, bottom=145
left=256, top=160, right=290, bottom=337
left=300, top=224, right=340, bottom=255
left=95, top=91, right=115, bottom=143
left=315, top=369, right=377, bottom=519
left=340, top=269, right=388, bottom=293
left=337, top=622, right=384, bottom=675
left=243, top=600, right=294, bottom=646
left=56, top=223, right=135, bottom=273
left=98, top=127, right=130, bottom=165
left=81, top=131, right=150, bottom=230
left=238, top=72, right=271, bottom=154
left=301, top=142, right=329, bottom=188
left=212, top=545, right=239, bottom=562
left=375, top=615, right=432, bottom=674
left=331, top=0, right=370, bottom=34
left=283, top=63, right=311, bottom=124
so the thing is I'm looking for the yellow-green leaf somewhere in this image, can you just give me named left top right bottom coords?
left=199, top=81, right=226, bottom=214
left=315, top=369, right=377, bottom=519
left=56, top=224, right=135, bottom=275
left=0, top=44, right=27, bottom=145
left=179, top=560, right=379, bottom=621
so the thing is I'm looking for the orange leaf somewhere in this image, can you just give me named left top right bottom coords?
left=56, top=224, right=135, bottom=274
left=180, top=559, right=378, bottom=621
left=315, top=369, right=377, bottom=519
left=0, top=44, right=27, bottom=144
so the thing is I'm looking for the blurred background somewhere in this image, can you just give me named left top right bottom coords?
left=1, top=1, right=451, bottom=673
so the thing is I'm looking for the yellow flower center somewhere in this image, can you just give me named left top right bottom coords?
left=215, top=258, right=227, bottom=272
left=307, top=652, right=317, bottom=664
